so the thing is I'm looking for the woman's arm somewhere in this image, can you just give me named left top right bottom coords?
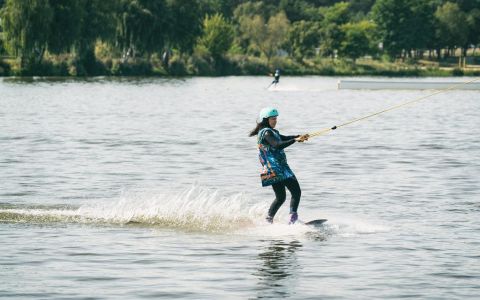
left=264, top=131, right=296, bottom=150
left=279, top=133, right=300, bottom=141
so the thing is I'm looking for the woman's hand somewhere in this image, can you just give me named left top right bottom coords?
left=295, top=134, right=309, bottom=143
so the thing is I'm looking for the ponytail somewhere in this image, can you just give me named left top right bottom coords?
left=249, top=118, right=270, bottom=137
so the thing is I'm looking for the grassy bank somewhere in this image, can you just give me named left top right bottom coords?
left=1, top=54, right=480, bottom=77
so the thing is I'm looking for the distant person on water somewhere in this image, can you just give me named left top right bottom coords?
left=249, top=107, right=309, bottom=224
left=272, top=69, right=280, bottom=86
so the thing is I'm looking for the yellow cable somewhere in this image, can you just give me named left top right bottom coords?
left=308, top=77, right=480, bottom=139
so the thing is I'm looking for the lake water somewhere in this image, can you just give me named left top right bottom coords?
left=1, top=76, right=479, bottom=299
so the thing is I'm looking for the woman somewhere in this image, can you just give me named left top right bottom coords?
left=249, top=107, right=309, bottom=224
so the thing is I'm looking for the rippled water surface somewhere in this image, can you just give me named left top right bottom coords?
left=1, top=76, right=479, bottom=299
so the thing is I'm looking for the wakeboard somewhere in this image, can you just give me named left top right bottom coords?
left=304, top=219, right=328, bottom=226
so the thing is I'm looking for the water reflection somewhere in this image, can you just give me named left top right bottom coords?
left=254, top=240, right=302, bottom=299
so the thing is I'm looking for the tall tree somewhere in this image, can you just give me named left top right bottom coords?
left=0, top=0, right=3, bottom=59
left=466, top=8, right=480, bottom=52
left=142, top=1, right=168, bottom=56
left=372, top=0, right=414, bottom=58
left=318, top=2, right=351, bottom=58
left=279, top=0, right=320, bottom=22
left=1, top=0, right=53, bottom=67
left=165, top=0, right=203, bottom=54
left=75, top=0, right=116, bottom=73
left=233, top=1, right=270, bottom=52
left=197, top=0, right=243, bottom=19
left=455, top=0, right=480, bottom=12
left=266, top=11, right=290, bottom=59
left=233, top=1, right=278, bottom=29
left=117, top=0, right=167, bottom=59
left=198, top=13, right=234, bottom=60
left=348, top=0, right=375, bottom=13
left=254, top=11, right=290, bottom=62
left=338, top=20, right=376, bottom=62
left=435, top=2, right=468, bottom=58
left=408, top=0, right=436, bottom=57
left=288, top=20, right=321, bottom=61
left=47, top=0, right=82, bottom=55
left=239, top=14, right=266, bottom=55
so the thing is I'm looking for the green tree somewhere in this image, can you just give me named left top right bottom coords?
left=47, top=0, right=82, bottom=55
left=141, top=1, right=168, bottom=56
left=338, top=20, right=376, bottom=62
left=233, top=1, right=274, bottom=52
left=117, top=0, right=167, bottom=59
left=321, top=1, right=350, bottom=24
left=372, top=0, right=417, bottom=59
left=235, top=10, right=290, bottom=62
left=198, top=13, right=234, bottom=60
left=455, top=0, right=480, bottom=12
left=348, top=0, right=375, bottom=14
left=318, top=2, right=350, bottom=58
left=452, top=1, right=480, bottom=60
left=197, top=0, right=243, bottom=19
left=75, top=0, right=116, bottom=74
left=372, top=0, right=436, bottom=59
left=0, top=38, right=4, bottom=56
left=1, top=0, right=53, bottom=67
left=409, top=0, right=436, bottom=57
left=166, top=0, right=203, bottom=54
left=466, top=8, right=480, bottom=55
left=0, top=0, right=4, bottom=55
left=239, top=14, right=266, bottom=55
left=263, top=11, right=290, bottom=61
left=288, top=20, right=321, bottom=61
left=233, top=1, right=277, bottom=22
left=279, top=0, right=321, bottom=22
left=435, top=2, right=468, bottom=56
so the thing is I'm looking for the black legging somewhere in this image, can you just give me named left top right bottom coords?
left=268, top=177, right=301, bottom=218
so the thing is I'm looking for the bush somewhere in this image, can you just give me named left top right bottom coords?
left=198, top=14, right=234, bottom=60
left=230, top=55, right=269, bottom=75
left=17, top=59, right=69, bottom=76
left=452, top=68, right=464, bottom=76
left=187, top=54, right=215, bottom=76
left=66, top=55, right=109, bottom=76
left=110, top=59, right=153, bottom=76
left=0, top=60, right=11, bottom=76
left=269, top=56, right=311, bottom=75
left=215, top=57, right=241, bottom=75
left=168, top=56, right=188, bottom=76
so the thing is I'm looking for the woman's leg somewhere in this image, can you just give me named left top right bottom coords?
left=284, top=177, right=301, bottom=214
left=267, top=182, right=287, bottom=220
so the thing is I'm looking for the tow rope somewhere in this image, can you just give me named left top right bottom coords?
left=308, top=77, right=480, bottom=139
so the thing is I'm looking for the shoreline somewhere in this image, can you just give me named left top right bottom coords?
left=2, top=71, right=480, bottom=79
left=2, top=57, right=480, bottom=78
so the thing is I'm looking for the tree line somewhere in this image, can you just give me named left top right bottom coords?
left=1, top=0, right=479, bottom=76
